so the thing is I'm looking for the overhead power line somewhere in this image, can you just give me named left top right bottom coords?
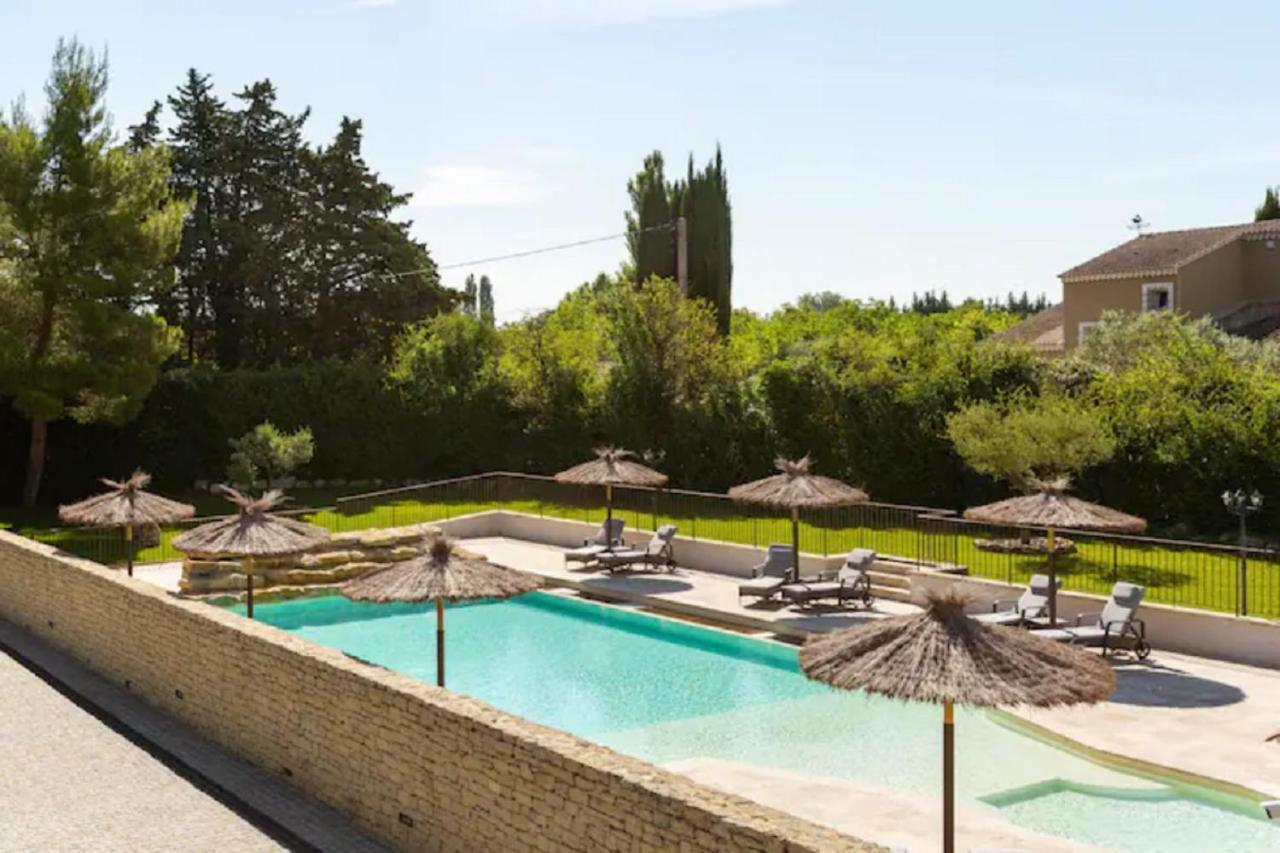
left=381, top=222, right=676, bottom=280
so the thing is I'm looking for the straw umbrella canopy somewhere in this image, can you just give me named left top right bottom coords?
left=554, top=448, right=668, bottom=546
left=341, top=535, right=542, bottom=687
left=799, top=588, right=1115, bottom=853
left=964, top=478, right=1146, bottom=624
left=172, top=486, right=329, bottom=618
left=58, top=471, right=195, bottom=578
left=728, top=456, right=869, bottom=582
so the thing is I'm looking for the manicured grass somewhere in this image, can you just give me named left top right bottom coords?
left=313, top=495, right=1280, bottom=619
left=7, top=490, right=1277, bottom=619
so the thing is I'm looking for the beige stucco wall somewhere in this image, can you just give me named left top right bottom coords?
left=1062, top=275, right=1168, bottom=349
left=1178, top=240, right=1245, bottom=317
left=0, top=530, right=879, bottom=853
left=1242, top=240, right=1280, bottom=302
left=1064, top=237, right=1280, bottom=349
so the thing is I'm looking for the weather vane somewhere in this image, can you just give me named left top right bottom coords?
left=1127, top=214, right=1150, bottom=234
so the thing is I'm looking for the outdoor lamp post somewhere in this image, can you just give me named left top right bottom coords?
left=1222, top=489, right=1263, bottom=617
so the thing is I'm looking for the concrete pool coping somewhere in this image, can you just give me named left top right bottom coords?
left=453, top=536, right=1280, bottom=806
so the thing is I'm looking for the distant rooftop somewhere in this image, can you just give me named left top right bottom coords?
left=1060, top=220, right=1280, bottom=283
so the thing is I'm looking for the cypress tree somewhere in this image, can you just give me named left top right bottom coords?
left=463, top=274, right=478, bottom=316
left=1257, top=187, right=1280, bottom=222
left=625, top=151, right=675, bottom=283
left=479, top=275, right=495, bottom=325
left=671, top=146, right=733, bottom=334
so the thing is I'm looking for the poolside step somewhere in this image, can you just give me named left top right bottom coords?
left=869, top=583, right=915, bottom=603
left=866, top=566, right=918, bottom=603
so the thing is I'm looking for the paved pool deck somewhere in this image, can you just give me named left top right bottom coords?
left=459, top=536, right=1280, bottom=802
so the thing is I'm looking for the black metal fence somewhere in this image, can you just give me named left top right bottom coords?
left=25, top=471, right=1280, bottom=620
left=332, top=472, right=1280, bottom=620
left=25, top=506, right=334, bottom=570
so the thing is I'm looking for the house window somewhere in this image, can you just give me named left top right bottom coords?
left=1078, top=321, right=1099, bottom=342
left=1141, top=282, right=1174, bottom=312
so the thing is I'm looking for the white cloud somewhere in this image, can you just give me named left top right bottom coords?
left=411, top=164, right=542, bottom=208
left=476, top=0, right=788, bottom=24
left=354, top=0, right=396, bottom=7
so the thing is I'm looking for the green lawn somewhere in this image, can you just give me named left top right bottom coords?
left=312, top=494, right=1279, bottom=619
left=6, top=489, right=1276, bottom=619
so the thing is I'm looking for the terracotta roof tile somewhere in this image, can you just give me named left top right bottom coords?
left=1060, top=220, right=1280, bottom=282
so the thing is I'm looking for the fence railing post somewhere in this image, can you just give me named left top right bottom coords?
left=1241, top=551, right=1249, bottom=618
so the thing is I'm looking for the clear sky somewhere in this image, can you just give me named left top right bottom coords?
left=6, top=1, right=1280, bottom=321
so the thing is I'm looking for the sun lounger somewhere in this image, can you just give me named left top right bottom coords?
left=598, top=525, right=678, bottom=573
left=1036, top=582, right=1150, bottom=659
left=738, top=544, right=793, bottom=603
left=780, top=548, right=876, bottom=609
left=563, top=517, right=625, bottom=566
left=973, top=574, right=1059, bottom=627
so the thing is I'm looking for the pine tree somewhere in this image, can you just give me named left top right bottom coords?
left=1257, top=187, right=1280, bottom=222
left=161, top=73, right=448, bottom=365
left=299, top=116, right=443, bottom=360
left=127, top=100, right=162, bottom=151
left=0, top=40, right=187, bottom=504
left=165, top=69, right=230, bottom=362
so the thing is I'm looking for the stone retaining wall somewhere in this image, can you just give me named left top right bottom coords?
left=0, top=531, right=880, bottom=853
left=180, top=523, right=438, bottom=596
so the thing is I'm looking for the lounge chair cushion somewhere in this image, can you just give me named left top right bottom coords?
left=1034, top=627, right=1076, bottom=643
left=973, top=610, right=1025, bottom=626
left=845, top=548, right=876, bottom=569
left=739, top=576, right=785, bottom=596
left=1100, top=582, right=1145, bottom=627
left=781, top=580, right=842, bottom=602
left=565, top=543, right=608, bottom=561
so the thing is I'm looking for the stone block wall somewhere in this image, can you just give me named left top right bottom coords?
left=0, top=531, right=880, bottom=852
left=180, top=523, right=438, bottom=597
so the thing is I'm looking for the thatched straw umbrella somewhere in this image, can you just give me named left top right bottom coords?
left=964, top=478, right=1146, bottom=625
left=58, top=471, right=195, bottom=578
left=172, top=486, right=329, bottom=618
left=729, top=456, right=869, bottom=582
left=340, top=536, right=542, bottom=687
left=800, top=588, right=1115, bottom=853
left=554, top=448, right=668, bottom=546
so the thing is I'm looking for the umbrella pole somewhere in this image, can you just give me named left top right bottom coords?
left=1046, top=526, right=1057, bottom=626
left=245, top=555, right=255, bottom=619
left=943, top=699, right=955, bottom=853
left=125, top=524, right=134, bottom=578
left=790, top=507, right=800, bottom=583
left=436, top=599, right=445, bottom=688
left=605, top=484, right=614, bottom=551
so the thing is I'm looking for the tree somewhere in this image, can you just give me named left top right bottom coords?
left=603, top=277, right=740, bottom=462
left=0, top=40, right=187, bottom=505
left=625, top=152, right=675, bottom=284
left=157, top=72, right=449, bottom=366
left=478, top=274, right=494, bottom=325
left=625, top=147, right=734, bottom=335
left=463, top=274, right=478, bottom=316
left=226, top=422, right=314, bottom=488
left=387, top=312, right=508, bottom=473
left=297, top=116, right=445, bottom=360
left=946, top=393, right=1116, bottom=491
left=1256, top=187, right=1280, bottom=221
left=910, top=289, right=953, bottom=314
left=670, top=147, right=733, bottom=335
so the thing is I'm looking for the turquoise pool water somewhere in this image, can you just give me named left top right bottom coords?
left=242, top=592, right=1279, bottom=852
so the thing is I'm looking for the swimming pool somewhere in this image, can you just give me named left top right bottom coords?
left=240, top=592, right=1278, bottom=852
